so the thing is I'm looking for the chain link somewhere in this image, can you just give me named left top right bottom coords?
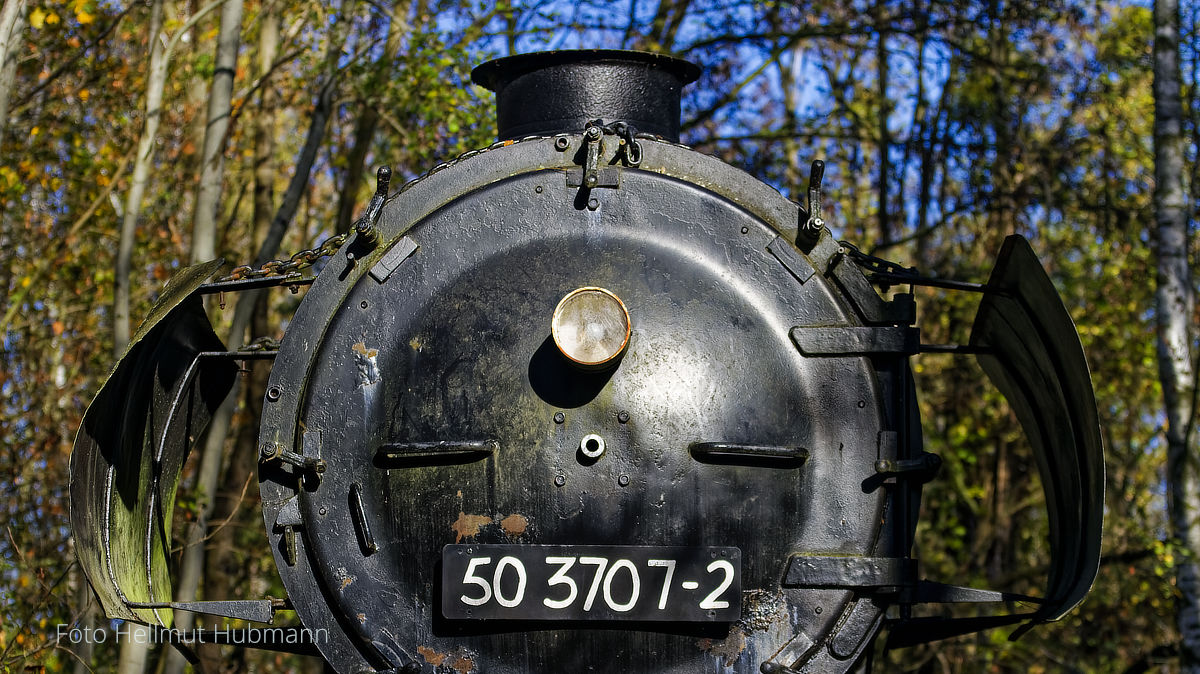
left=241, top=336, right=282, bottom=352
left=838, top=240, right=915, bottom=277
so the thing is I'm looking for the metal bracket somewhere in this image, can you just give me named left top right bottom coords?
left=259, top=442, right=326, bottom=476
left=369, top=236, right=419, bottom=283
left=260, top=431, right=326, bottom=487
left=123, top=598, right=287, bottom=623
left=905, top=580, right=1041, bottom=605
left=375, top=440, right=498, bottom=467
left=875, top=452, right=942, bottom=483
left=688, top=442, right=809, bottom=468
left=767, top=236, right=815, bottom=284
left=790, top=326, right=920, bottom=356
left=797, top=160, right=825, bottom=249
left=350, top=165, right=391, bottom=253
left=273, top=498, right=303, bottom=566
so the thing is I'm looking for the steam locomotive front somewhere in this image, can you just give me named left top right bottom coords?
left=71, top=50, right=1103, bottom=674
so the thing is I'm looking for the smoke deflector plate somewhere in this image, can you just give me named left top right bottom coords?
left=970, top=235, right=1104, bottom=629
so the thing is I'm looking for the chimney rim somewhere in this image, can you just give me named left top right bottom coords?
left=471, top=49, right=701, bottom=92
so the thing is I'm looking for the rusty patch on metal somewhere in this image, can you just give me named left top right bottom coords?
left=335, top=567, right=357, bottom=591
left=352, top=341, right=380, bottom=386
left=409, top=336, right=423, bottom=350
left=451, top=654, right=475, bottom=674
left=741, top=589, right=786, bottom=632
left=697, top=627, right=747, bottom=667
left=417, top=645, right=447, bottom=666
left=452, top=512, right=492, bottom=543
left=499, top=513, right=528, bottom=537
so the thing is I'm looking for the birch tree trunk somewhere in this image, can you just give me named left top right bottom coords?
left=189, top=0, right=244, bottom=263
left=112, top=2, right=167, bottom=669
left=187, top=8, right=280, bottom=671
left=114, top=0, right=167, bottom=358
left=1154, top=0, right=1200, bottom=669
left=167, top=11, right=347, bottom=671
left=0, top=0, right=26, bottom=144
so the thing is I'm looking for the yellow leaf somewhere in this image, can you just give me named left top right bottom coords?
left=46, top=11, right=60, bottom=25
left=29, top=8, right=45, bottom=29
left=21, top=276, right=31, bottom=288
left=79, top=89, right=89, bottom=102
left=77, top=9, right=95, bottom=24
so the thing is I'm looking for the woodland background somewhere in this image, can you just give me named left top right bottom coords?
left=0, top=0, right=1198, bottom=671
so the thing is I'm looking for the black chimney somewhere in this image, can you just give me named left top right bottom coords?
left=471, top=50, right=701, bottom=143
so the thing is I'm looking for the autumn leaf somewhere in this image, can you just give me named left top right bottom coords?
left=29, top=7, right=46, bottom=29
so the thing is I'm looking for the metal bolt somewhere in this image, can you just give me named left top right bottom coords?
left=360, top=300, right=369, bottom=309
left=266, top=386, right=282, bottom=402
left=857, top=400, right=866, bottom=408
left=259, top=442, right=277, bottom=460
left=815, top=606, right=823, bottom=614
left=319, top=507, right=327, bottom=516
left=618, top=474, right=629, bottom=487
left=587, top=197, right=600, bottom=211
left=554, top=412, right=565, bottom=424
left=535, top=185, right=544, bottom=193
left=554, top=136, right=570, bottom=151
left=741, top=226, right=749, bottom=234
left=617, top=411, right=629, bottom=424
left=554, top=475, right=566, bottom=487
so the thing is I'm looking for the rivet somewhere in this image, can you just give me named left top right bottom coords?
left=618, top=474, right=629, bottom=487
left=266, top=386, right=282, bottom=402
left=554, top=136, right=570, bottom=151
left=857, top=400, right=866, bottom=408
left=740, top=226, right=748, bottom=234
left=587, top=197, right=600, bottom=211
left=554, top=475, right=566, bottom=487
left=617, top=411, right=629, bottom=424
left=535, top=185, right=544, bottom=193
left=319, top=507, right=327, bottom=516
left=554, top=412, right=565, bottom=424
left=360, top=300, right=369, bottom=309
left=815, top=606, right=823, bottom=614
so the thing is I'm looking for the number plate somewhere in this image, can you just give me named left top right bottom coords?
left=441, top=545, right=741, bottom=621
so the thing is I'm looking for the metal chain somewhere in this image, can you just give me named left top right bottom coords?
left=241, top=336, right=281, bottom=352
left=838, top=240, right=916, bottom=277
left=216, top=130, right=680, bottom=283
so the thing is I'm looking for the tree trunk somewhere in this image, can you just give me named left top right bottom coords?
left=0, top=0, right=25, bottom=141
left=188, top=9, right=280, bottom=670
left=875, top=2, right=891, bottom=247
left=1154, top=0, right=1200, bottom=669
left=166, top=62, right=341, bottom=674
left=111, top=2, right=167, bottom=670
left=336, top=0, right=410, bottom=234
left=189, top=0, right=245, bottom=264
left=114, top=0, right=168, bottom=358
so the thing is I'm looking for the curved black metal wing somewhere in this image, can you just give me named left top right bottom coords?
left=970, top=234, right=1105, bottom=627
left=70, top=260, right=236, bottom=624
